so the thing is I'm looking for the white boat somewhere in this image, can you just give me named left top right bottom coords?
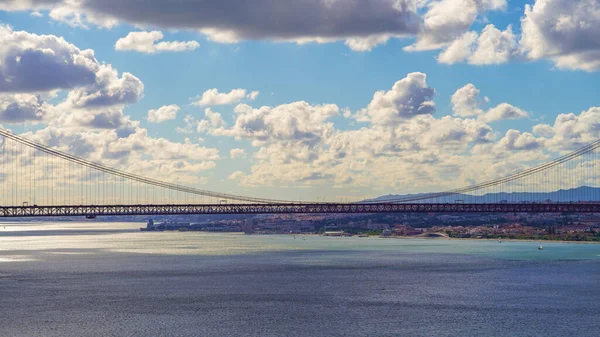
left=538, top=243, right=543, bottom=250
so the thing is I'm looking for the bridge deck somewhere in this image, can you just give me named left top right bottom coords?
left=1, top=203, right=600, bottom=217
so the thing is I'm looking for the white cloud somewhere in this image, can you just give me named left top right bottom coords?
left=63, top=65, right=143, bottom=108
left=10, top=0, right=600, bottom=74
left=176, top=114, right=197, bottom=134
left=0, top=25, right=145, bottom=133
left=451, top=83, right=528, bottom=122
left=438, top=31, right=479, bottom=64
left=214, top=101, right=339, bottom=146
left=229, top=170, right=246, bottom=181
left=0, top=24, right=145, bottom=134
left=47, top=105, right=138, bottom=131
left=451, top=83, right=484, bottom=117
left=469, top=24, right=517, bottom=65
left=0, top=93, right=53, bottom=123
left=230, top=148, right=246, bottom=159
left=148, top=104, right=179, bottom=123
left=534, top=107, right=600, bottom=151
left=354, top=72, right=435, bottom=124
left=0, top=25, right=98, bottom=93
left=207, top=73, right=552, bottom=191
left=480, top=103, right=528, bottom=123
left=196, top=108, right=226, bottom=133
left=48, top=0, right=118, bottom=28
left=344, top=34, right=393, bottom=52
left=23, top=125, right=219, bottom=185
left=206, top=74, right=526, bottom=189
left=438, top=24, right=518, bottom=65
left=192, top=88, right=259, bottom=107
left=115, top=31, right=199, bottom=53
left=406, top=0, right=506, bottom=52
left=247, top=91, right=260, bottom=101
left=495, top=130, right=543, bottom=151
left=0, top=25, right=223, bottom=189
left=520, top=0, right=600, bottom=71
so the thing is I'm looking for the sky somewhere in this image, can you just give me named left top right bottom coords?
left=0, top=0, right=599, bottom=202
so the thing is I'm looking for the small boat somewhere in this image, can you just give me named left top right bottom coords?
left=538, top=243, right=543, bottom=250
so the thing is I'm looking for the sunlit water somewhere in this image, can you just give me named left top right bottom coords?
left=1, top=221, right=599, bottom=337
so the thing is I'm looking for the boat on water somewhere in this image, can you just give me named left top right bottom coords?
left=538, top=243, right=543, bottom=250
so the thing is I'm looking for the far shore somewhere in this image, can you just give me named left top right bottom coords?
left=245, top=232, right=600, bottom=244
left=365, top=234, right=600, bottom=244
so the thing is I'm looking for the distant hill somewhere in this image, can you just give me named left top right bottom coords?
left=367, top=186, right=600, bottom=203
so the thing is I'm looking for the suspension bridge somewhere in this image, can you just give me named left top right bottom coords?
left=1, top=128, right=600, bottom=218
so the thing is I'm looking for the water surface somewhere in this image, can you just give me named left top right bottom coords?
left=0, top=222, right=599, bottom=336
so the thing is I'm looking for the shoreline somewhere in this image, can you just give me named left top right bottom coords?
left=244, top=232, right=600, bottom=244
left=370, top=235, right=600, bottom=244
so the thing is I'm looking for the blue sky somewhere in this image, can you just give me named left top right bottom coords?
left=0, top=0, right=598, bottom=201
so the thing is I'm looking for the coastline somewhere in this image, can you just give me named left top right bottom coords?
left=242, top=232, right=600, bottom=244
left=375, top=235, right=600, bottom=244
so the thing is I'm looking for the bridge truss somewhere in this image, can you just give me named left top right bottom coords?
left=1, top=202, right=600, bottom=218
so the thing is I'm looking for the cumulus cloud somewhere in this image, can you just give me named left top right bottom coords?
left=479, top=103, right=528, bottom=123
left=0, top=93, right=53, bottom=123
left=0, top=24, right=221, bottom=188
left=354, top=72, right=435, bottom=124
left=46, top=105, right=137, bottom=132
left=437, top=31, right=479, bottom=64
left=0, top=24, right=145, bottom=133
left=534, top=107, right=600, bottom=151
left=406, top=0, right=506, bottom=51
left=451, top=83, right=527, bottom=122
left=210, top=73, right=548, bottom=190
left=47, top=0, right=118, bottom=28
left=520, top=0, right=600, bottom=71
left=229, top=148, right=246, bottom=159
left=438, top=24, right=518, bottom=65
left=147, top=104, right=179, bottom=123
left=344, top=34, right=393, bottom=51
left=25, top=125, right=219, bottom=184
left=0, top=25, right=97, bottom=92
left=64, top=66, right=143, bottom=108
left=175, top=114, right=197, bottom=134
left=469, top=24, right=518, bottom=65
left=11, top=0, right=600, bottom=73
left=214, top=101, right=339, bottom=146
left=204, top=73, right=518, bottom=189
left=192, top=88, right=259, bottom=107
left=0, top=26, right=144, bottom=136
left=496, top=129, right=543, bottom=151
left=196, top=108, right=226, bottom=133
left=451, top=83, right=485, bottom=117
left=115, top=31, right=199, bottom=53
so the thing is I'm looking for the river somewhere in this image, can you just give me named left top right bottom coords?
left=0, top=221, right=599, bottom=337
